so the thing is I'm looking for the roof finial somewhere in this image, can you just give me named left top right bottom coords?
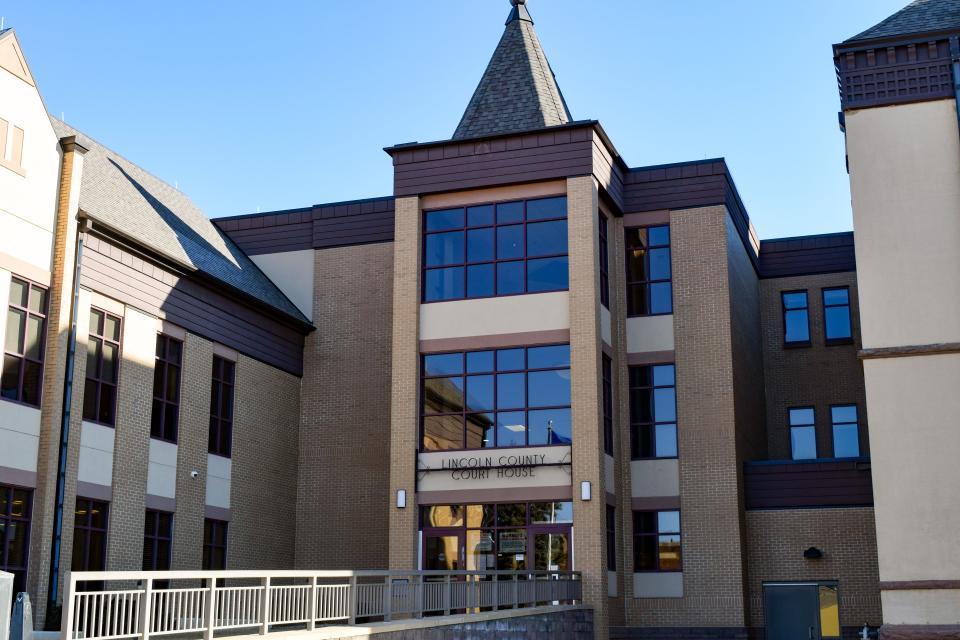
left=506, top=0, right=532, bottom=24
left=510, top=0, right=526, bottom=5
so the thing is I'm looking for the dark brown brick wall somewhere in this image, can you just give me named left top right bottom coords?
left=759, top=272, right=866, bottom=460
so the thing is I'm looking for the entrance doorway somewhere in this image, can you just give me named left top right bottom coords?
left=763, top=583, right=840, bottom=640
left=423, top=532, right=463, bottom=570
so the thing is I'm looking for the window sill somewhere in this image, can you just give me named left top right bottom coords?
left=422, top=288, right=569, bottom=305
left=82, top=418, right=116, bottom=428
left=0, top=396, right=42, bottom=411
left=150, top=436, right=178, bottom=446
left=630, top=456, right=679, bottom=462
left=626, top=312, right=672, bottom=319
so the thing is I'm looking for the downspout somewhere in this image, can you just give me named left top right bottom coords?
left=46, top=216, right=86, bottom=625
left=952, top=36, right=960, bottom=139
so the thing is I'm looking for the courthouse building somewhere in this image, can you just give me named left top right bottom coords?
left=0, top=0, right=956, bottom=638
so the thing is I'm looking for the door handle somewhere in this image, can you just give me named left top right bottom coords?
left=809, top=626, right=815, bottom=640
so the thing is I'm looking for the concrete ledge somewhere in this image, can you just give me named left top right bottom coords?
left=259, top=605, right=591, bottom=639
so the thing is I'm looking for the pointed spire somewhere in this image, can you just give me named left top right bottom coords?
left=452, top=0, right=572, bottom=140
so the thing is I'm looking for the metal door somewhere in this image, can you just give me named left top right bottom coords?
left=764, top=583, right=821, bottom=640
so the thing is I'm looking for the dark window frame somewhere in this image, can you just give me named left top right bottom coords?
left=2, top=276, right=48, bottom=407
left=629, top=363, right=678, bottom=460
left=632, top=510, right=682, bottom=573
left=420, top=344, right=572, bottom=452
left=602, top=354, right=613, bottom=455
left=822, top=287, right=853, bottom=345
left=142, top=509, right=173, bottom=572
left=208, top=356, right=235, bottom=458
left=781, top=290, right=811, bottom=347
left=830, top=403, right=861, bottom=459
left=151, top=334, right=182, bottom=443
left=202, top=519, right=228, bottom=570
left=421, top=196, right=569, bottom=303
left=788, top=405, right=817, bottom=460
left=83, top=308, right=122, bottom=426
left=606, top=505, right=616, bottom=571
left=0, top=483, right=32, bottom=596
left=599, top=213, right=610, bottom=308
left=625, top=225, right=673, bottom=317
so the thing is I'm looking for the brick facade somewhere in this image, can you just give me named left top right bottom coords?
left=296, top=243, right=393, bottom=570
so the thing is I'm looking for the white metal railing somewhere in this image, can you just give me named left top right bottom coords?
left=63, top=570, right=582, bottom=640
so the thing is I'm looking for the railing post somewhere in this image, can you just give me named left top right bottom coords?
left=307, top=576, right=318, bottom=631
left=348, top=575, right=357, bottom=625
left=139, top=578, right=153, bottom=640
left=492, top=574, right=498, bottom=612
left=259, top=577, right=271, bottom=635
left=512, top=573, right=519, bottom=610
left=383, top=576, right=392, bottom=622
left=60, top=575, right=75, bottom=640
left=203, top=577, right=216, bottom=640
left=413, top=574, right=423, bottom=619
left=443, top=575, right=451, bottom=616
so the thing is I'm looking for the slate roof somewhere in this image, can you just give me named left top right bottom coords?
left=452, top=0, right=571, bottom=140
left=50, top=118, right=311, bottom=326
left=846, top=0, right=960, bottom=42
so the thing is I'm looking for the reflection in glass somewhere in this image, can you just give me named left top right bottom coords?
left=819, top=585, right=840, bottom=638
left=528, top=370, right=571, bottom=408
left=496, top=411, right=526, bottom=447
left=528, top=408, right=572, bottom=445
left=526, top=220, right=567, bottom=257
left=424, top=231, right=464, bottom=266
left=496, top=261, right=524, bottom=295
left=527, top=257, right=568, bottom=293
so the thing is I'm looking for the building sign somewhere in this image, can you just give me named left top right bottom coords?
left=417, top=446, right=571, bottom=492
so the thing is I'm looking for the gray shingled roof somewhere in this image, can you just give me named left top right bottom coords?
left=452, top=1, right=571, bottom=140
left=50, top=118, right=310, bottom=325
left=846, top=0, right=960, bottom=42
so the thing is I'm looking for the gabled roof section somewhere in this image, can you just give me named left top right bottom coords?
left=452, top=0, right=572, bottom=140
left=845, top=0, right=960, bottom=42
left=50, top=118, right=311, bottom=327
left=0, top=29, right=37, bottom=86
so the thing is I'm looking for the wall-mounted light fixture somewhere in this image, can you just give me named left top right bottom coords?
left=396, top=489, right=407, bottom=509
left=580, top=481, right=592, bottom=501
left=803, top=546, right=823, bottom=559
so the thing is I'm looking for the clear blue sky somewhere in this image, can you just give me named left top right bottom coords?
left=5, top=0, right=905, bottom=239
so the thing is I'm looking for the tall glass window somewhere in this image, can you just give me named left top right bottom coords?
left=602, top=354, right=613, bottom=455
left=422, top=196, right=568, bottom=302
left=151, top=335, right=182, bottom=443
left=421, top=345, right=571, bottom=451
left=202, top=519, right=228, bottom=570
left=789, top=407, right=817, bottom=460
left=822, top=287, right=852, bottom=343
left=73, top=498, right=109, bottom=590
left=606, top=505, right=616, bottom=571
left=599, top=213, right=610, bottom=308
left=629, top=364, right=677, bottom=460
left=626, top=226, right=672, bottom=316
left=83, top=309, right=122, bottom=425
left=0, top=484, right=32, bottom=596
left=143, top=510, right=173, bottom=572
left=633, top=510, right=681, bottom=572
left=782, top=291, right=810, bottom=345
left=208, top=356, right=235, bottom=457
left=2, top=277, right=48, bottom=406
left=831, top=405, right=860, bottom=458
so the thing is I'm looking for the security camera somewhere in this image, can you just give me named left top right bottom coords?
left=190, top=470, right=199, bottom=479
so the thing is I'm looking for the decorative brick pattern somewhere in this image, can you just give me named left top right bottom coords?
left=744, top=508, right=882, bottom=631
left=296, top=243, right=393, bottom=569
left=759, top=272, right=866, bottom=460
left=388, top=196, right=421, bottom=570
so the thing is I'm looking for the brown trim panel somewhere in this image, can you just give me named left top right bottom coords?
left=743, top=459, right=873, bottom=509
left=860, top=343, right=960, bottom=360
left=880, top=580, right=960, bottom=591
left=879, top=625, right=960, bottom=640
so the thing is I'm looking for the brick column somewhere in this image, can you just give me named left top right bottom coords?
left=105, top=307, right=156, bottom=572
left=566, top=176, right=608, bottom=639
left=171, top=333, right=212, bottom=570
left=388, top=195, right=421, bottom=569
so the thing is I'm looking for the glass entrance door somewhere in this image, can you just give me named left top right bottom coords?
left=530, top=525, right=571, bottom=571
left=423, top=532, right=463, bottom=570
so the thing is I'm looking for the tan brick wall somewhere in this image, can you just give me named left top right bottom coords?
left=231, top=353, right=300, bottom=569
left=566, top=176, right=609, bottom=640
left=296, top=242, right=393, bottom=569
left=171, top=332, right=213, bottom=571
left=623, top=205, right=749, bottom=627
left=389, top=195, right=421, bottom=569
left=759, top=272, right=866, bottom=460
left=745, top=508, right=882, bottom=630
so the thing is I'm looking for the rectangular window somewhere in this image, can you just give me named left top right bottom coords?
left=599, top=213, right=610, bottom=308
left=73, top=498, right=109, bottom=590
left=0, top=484, right=32, bottom=596
left=602, top=354, right=613, bottom=455
left=422, top=196, right=569, bottom=302
left=626, top=226, right=672, bottom=316
left=606, top=505, right=616, bottom=571
left=629, top=364, right=677, bottom=460
left=83, top=309, right=122, bottom=426
left=208, top=356, right=235, bottom=457
left=151, top=335, right=182, bottom=443
left=822, top=287, right=852, bottom=343
left=789, top=407, right=817, bottom=460
left=782, top=291, right=810, bottom=345
left=202, top=519, right=228, bottom=570
left=633, top=510, right=681, bottom=572
left=421, top=344, right=572, bottom=451
left=2, top=277, right=48, bottom=406
left=142, top=510, right=173, bottom=571
left=831, top=405, right=860, bottom=458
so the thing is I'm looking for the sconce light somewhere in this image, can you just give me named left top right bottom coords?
left=580, top=481, right=592, bottom=501
left=396, top=489, right=407, bottom=509
left=803, top=546, right=823, bottom=560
